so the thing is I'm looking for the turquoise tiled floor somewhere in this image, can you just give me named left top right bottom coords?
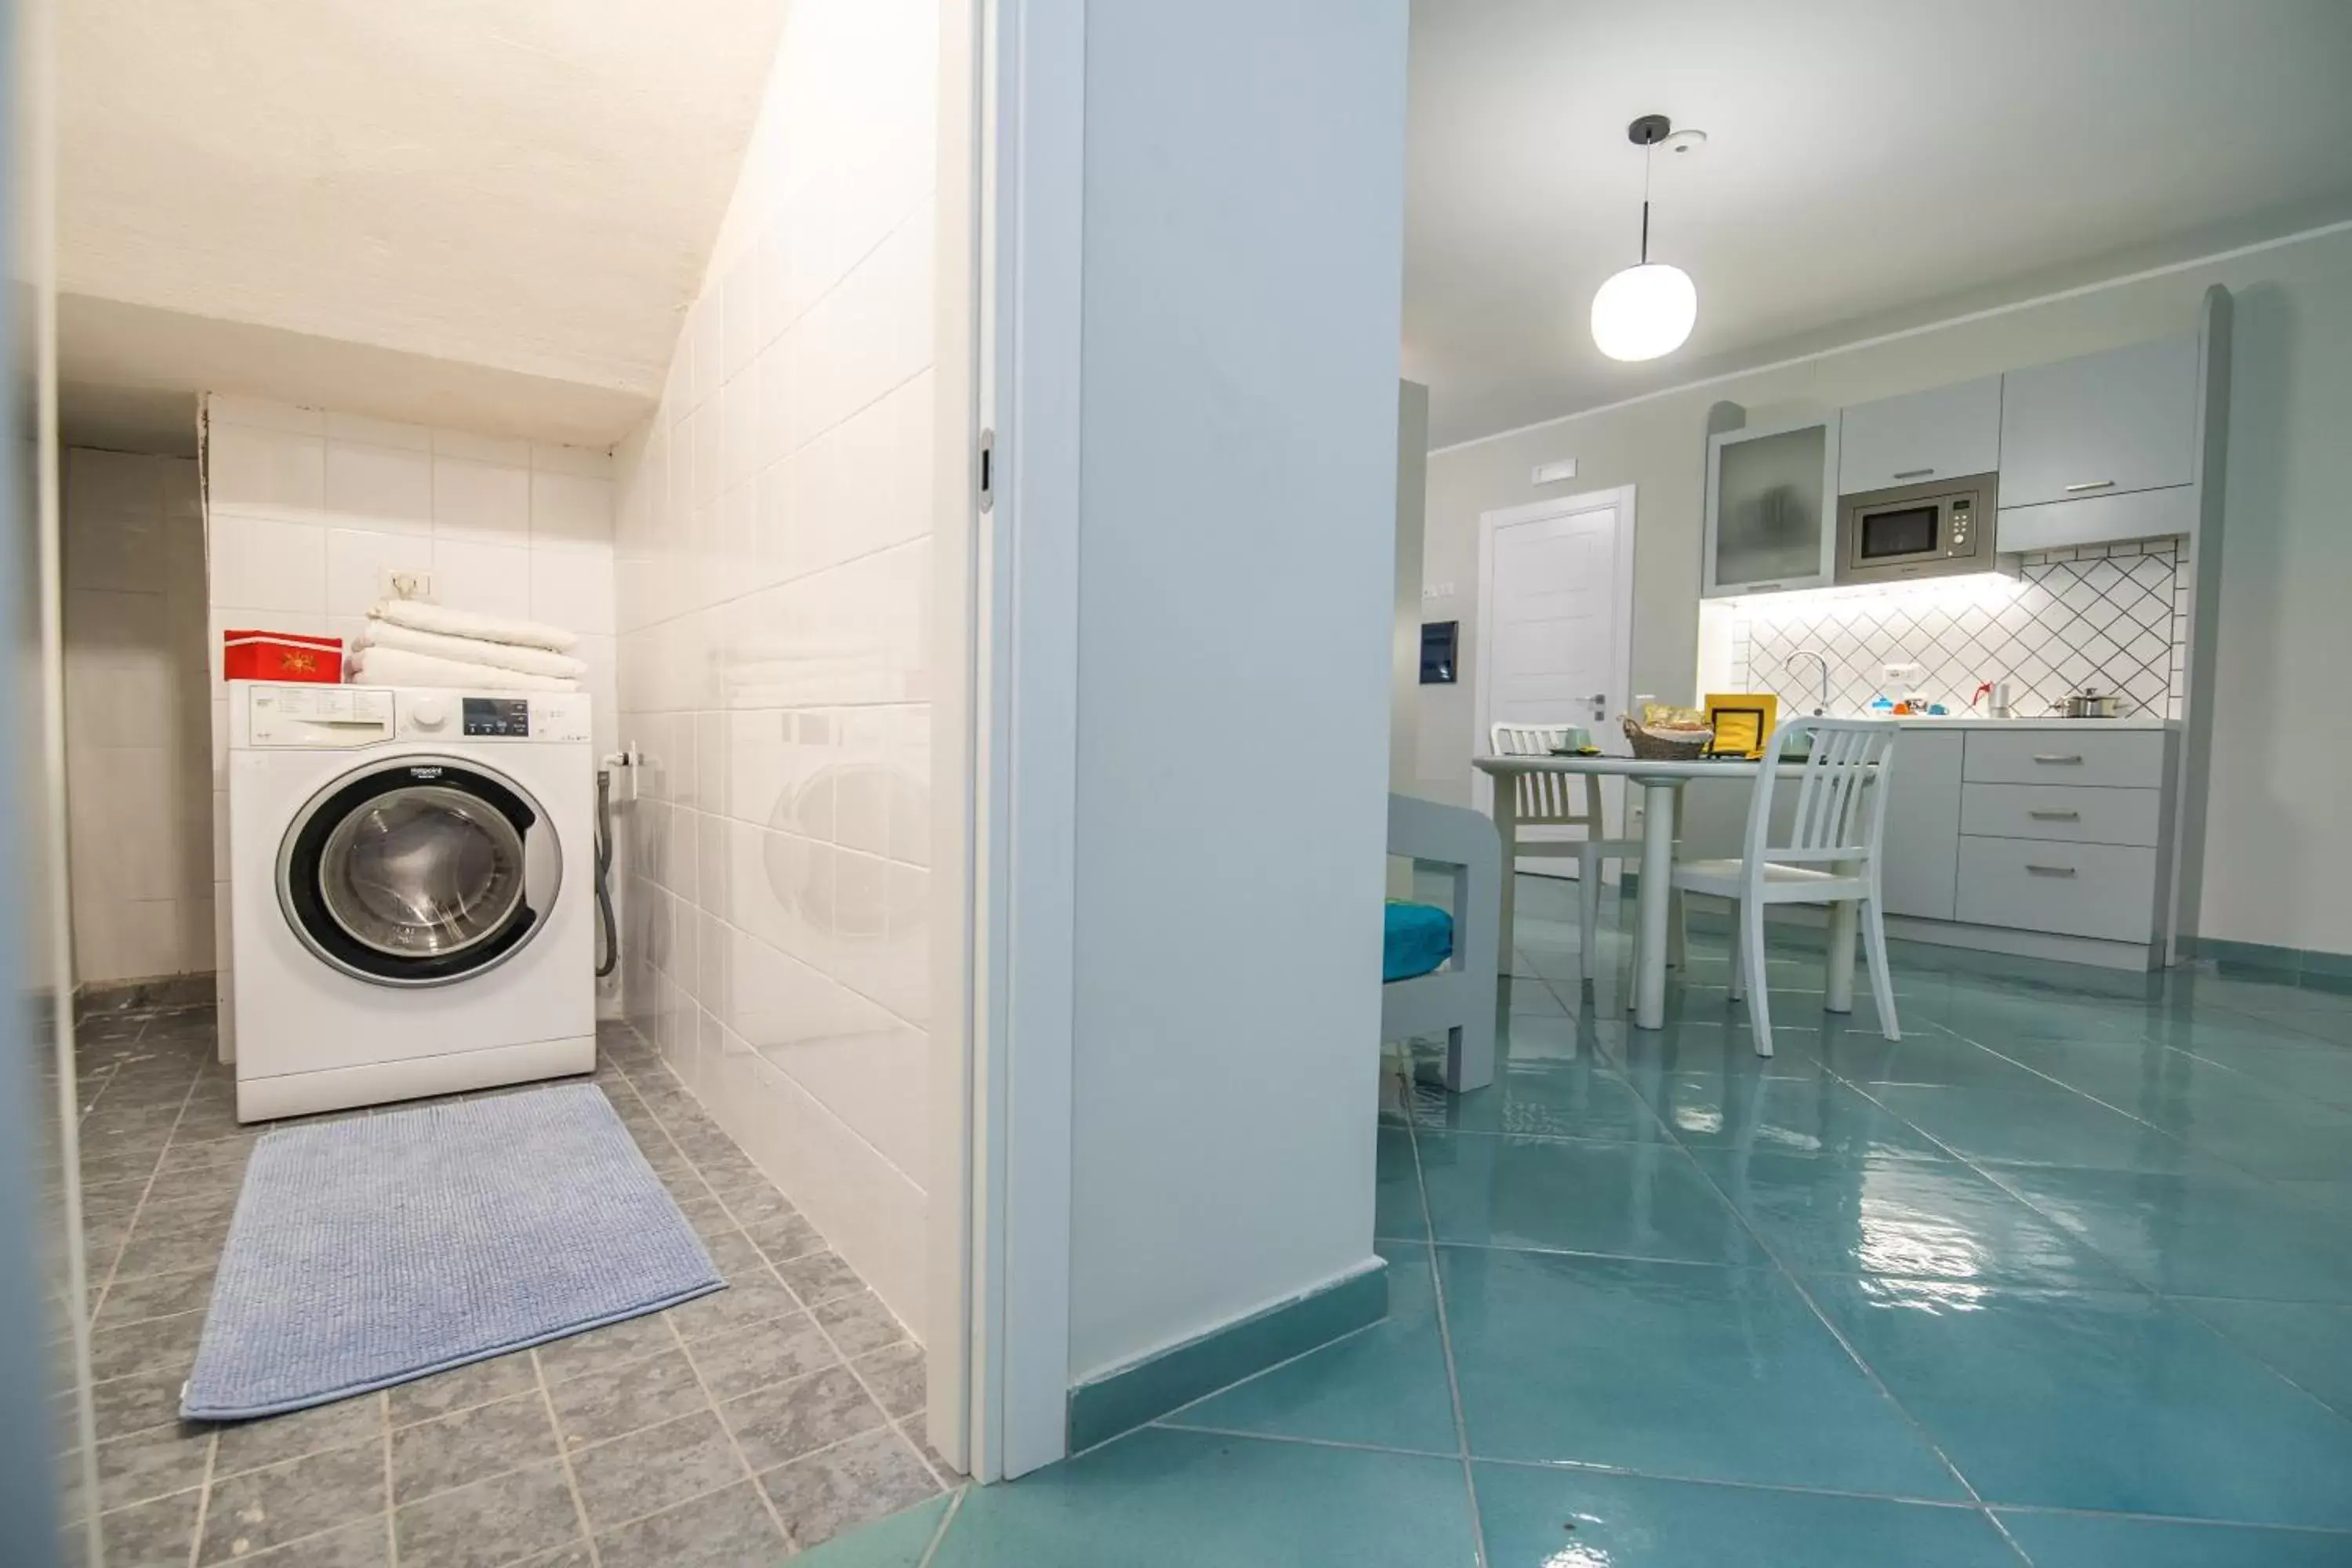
left=806, top=879, right=2352, bottom=1565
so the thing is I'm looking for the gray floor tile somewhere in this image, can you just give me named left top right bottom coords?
left=392, top=1392, right=562, bottom=1504
left=666, top=1265, right=800, bottom=1341
left=720, top=1365, right=888, bottom=1472
left=854, top=1342, right=926, bottom=1421
left=238, top=1517, right=392, bottom=1566
left=94, top=1265, right=216, bottom=1331
left=591, top=1479, right=785, bottom=1568
left=393, top=1461, right=586, bottom=1568
left=92, top=1421, right=212, bottom=1513
left=544, top=1345, right=711, bottom=1446
left=88, top=1309, right=204, bottom=1387
left=681, top=1310, right=839, bottom=1402
left=200, top=1439, right=386, bottom=1563
left=812, top=1291, right=911, bottom=1357
left=534, top=1314, right=678, bottom=1386
left=111, top=1218, right=233, bottom=1282
left=212, top=1393, right=383, bottom=1478
left=777, top=1251, right=865, bottom=1309
left=567, top=1410, right=746, bottom=1532
left=90, top=1367, right=191, bottom=1441
left=98, top=1486, right=203, bottom=1568
left=388, top=1352, right=543, bottom=1427
left=745, top=1211, right=826, bottom=1264
left=762, top=1426, right=942, bottom=1552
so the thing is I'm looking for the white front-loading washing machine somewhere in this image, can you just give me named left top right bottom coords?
left=227, top=681, right=596, bottom=1121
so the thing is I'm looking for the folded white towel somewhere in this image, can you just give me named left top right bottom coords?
left=371, top=598, right=579, bottom=654
left=348, top=644, right=581, bottom=693
left=354, top=619, right=589, bottom=681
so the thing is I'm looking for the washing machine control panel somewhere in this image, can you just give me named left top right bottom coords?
left=247, top=684, right=395, bottom=747
left=462, top=697, right=532, bottom=738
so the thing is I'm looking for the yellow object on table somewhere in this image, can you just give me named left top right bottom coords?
left=1704, top=692, right=1780, bottom=758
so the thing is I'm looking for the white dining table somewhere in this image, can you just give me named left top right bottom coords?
left=1472, top=753, right=1856, bottom=1031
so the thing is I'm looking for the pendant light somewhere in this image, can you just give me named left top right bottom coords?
left=1590, top=113, right=1697, bottom=362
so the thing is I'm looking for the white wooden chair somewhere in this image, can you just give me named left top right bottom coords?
left=1668, top=717, right=1900, bottom=1053
left=1383, top=793, right=1499, bottom=1092
left=1489, top=722, right=1681, bottom=980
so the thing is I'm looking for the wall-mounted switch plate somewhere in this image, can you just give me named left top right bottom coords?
left=1422, top=581, right=1456, bottom=601
left=1531, top=457, right=1579, bottom=485
left=383, top=568, right=436, bottom=601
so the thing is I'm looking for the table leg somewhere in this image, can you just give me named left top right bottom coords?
left=1635, top=780, right=1677, bottom=1030
left=1493, top=779, right=1518, bottom=971
left=1824, top=860, right=1858, bottom=1014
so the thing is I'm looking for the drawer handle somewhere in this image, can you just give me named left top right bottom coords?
left=2025, top=864, right=2078, bottom=877
left=1893, top=467, right=1936, bottom=480
left=2027, top=809, right=2082, bottom=821
left=2031, top=754, right=2085, bottom=764
left=2063, top=480, right=2117, bottom=493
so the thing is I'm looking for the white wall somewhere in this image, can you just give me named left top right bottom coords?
left=60, top=449, right=207, bottom=985
left=1064, top=0, right=1410, bottom=1384
left=1421, top=223, right=2352, bottom=955
left=610, top=0, right=938, bottom=1338
left=201, top=394, right=619, bottom=1044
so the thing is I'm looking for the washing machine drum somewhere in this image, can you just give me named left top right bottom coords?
left=279, top=758, right=561, bottom=987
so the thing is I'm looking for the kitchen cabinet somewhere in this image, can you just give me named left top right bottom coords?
left=1877, top=730, right=1962, bottom=920
left=1838, top=377, right=2002, bottom=495
left=1703, top=416, right=1838, bottom=597
left=1998, top=335, right=2199, bottom=510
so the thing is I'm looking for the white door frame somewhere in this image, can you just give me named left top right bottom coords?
left=932, top=0, right=1085, bottom=1486
left=1470, top=485, right=1639, bottom=822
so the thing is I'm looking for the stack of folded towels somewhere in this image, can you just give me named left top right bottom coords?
left=347, top=601, right=586, bottom=693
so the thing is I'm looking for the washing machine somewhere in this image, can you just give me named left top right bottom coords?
left=227, top=681, right=596, bottom=1122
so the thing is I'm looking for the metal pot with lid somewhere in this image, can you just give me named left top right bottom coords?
left=2059, top=687, right=2123, bottom=720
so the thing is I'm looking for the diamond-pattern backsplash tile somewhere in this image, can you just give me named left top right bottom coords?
left=1722, top=538, right=2189, bottom=720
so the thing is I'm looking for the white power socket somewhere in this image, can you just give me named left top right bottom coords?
left=383, top=568, right=436, bottom=601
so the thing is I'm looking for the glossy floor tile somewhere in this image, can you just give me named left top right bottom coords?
left=820, top=878, right=2352, bottom=1563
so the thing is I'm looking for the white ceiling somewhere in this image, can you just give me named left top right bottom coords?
left=58, top=0, right=787, bottom=449
left=1406, top=0, right=2352, bottom=446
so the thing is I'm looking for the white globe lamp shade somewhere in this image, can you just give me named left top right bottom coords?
left=1589, top=262, right=1697, bottom=361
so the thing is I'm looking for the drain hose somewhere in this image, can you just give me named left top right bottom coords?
left=593, top=767, right=618, bottom=978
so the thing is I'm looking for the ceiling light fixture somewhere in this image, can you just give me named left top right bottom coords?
left=1590, top=113, right=1698, bottom=362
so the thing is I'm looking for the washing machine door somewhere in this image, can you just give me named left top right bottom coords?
left=278, top=756, right=561, bottom=987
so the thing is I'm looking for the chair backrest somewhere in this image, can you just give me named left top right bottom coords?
left=1744, top=717, right=1898, bottom=873
left=1489, top=722, right=1602, bottom=830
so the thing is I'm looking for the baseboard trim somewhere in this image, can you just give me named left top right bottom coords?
left=2184, top=937, right=2352, bottom=994
left=1065, top=1258, right=1388, bottom=1454
left=74, top=971, right=218, bottom=1013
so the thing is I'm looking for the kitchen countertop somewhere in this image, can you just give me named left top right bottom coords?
left=1855, top=714, right=2176, bottom=730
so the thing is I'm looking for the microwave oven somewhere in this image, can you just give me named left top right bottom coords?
left=1835, top=474, right=1999, bottom=586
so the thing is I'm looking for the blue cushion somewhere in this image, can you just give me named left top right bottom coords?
left=1383, top=900, right=1454, bottom=983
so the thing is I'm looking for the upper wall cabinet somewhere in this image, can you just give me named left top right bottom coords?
left=1998, top=335, right=2199, bottom=509
left=1838, top=376, right=2002, bottom=495
left=1704, top=416, right=1838, bottom=597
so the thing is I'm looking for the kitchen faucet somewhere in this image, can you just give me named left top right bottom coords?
left=1785, top=648, right=1831, bottom=715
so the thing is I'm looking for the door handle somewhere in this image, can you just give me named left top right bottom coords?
left=1893, top=468, right=1935, bottom=481
left=2063, top=480, right=2116, bottom=493
left=2027, top=809, right=2081, bottom=821
left=2031, top=754, right=2085, bottom=765
left=2025, top=864, right=2078, bottom=877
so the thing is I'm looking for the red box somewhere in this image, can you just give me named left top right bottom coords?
left=223, top=630, right=344, bottom=684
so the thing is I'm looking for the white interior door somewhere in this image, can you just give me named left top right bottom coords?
left=1475, top=488, right=1635, bottom=871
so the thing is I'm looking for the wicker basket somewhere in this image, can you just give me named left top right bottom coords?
left=1622, top=715, right=1712, bottom=761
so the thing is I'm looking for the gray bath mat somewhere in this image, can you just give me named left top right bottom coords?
left=183, top=1083, right=724, bottom=1421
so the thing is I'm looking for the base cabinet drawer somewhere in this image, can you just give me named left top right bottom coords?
left=1958, top=782, right=2163, bottom=847
left=1955, top=837, right=2159, bottom=944
left=1962, top=729, right=2167, bottom=788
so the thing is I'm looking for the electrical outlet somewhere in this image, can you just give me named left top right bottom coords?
left=383, top=568, right=435, bottom=602
left=1422, top=581, right=1456, bottom=601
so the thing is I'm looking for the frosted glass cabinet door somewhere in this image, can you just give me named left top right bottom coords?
left=1704, top=417, right=1838, bottom=597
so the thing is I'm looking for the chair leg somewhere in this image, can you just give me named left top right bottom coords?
left=1577, top=842, right=1603, bottom=982
left=1667, top=888, right=1689, bottom=970
left=1861, top=898, right=1901, bottom=1042
left=1726, top=901, right=1745, bottom=1000
left=1740, top=898, right=1773, bottom=1054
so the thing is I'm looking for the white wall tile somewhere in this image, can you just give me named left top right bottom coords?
left=528, top=470, right=615, bottom=549
left=529, top=549, right=617, bottom=635
left=205, top=424, right=326, bottom=517
left=431, top=428, right=531, bottom=466
left=430, top=538, right=534, bottom=620
left=325, top=441, right=434, bottom=532
left=431, top=456, right=532, bottom=543
left=324, top=412, right=432, bottom=451
left=206, top=394, right=323, bottom=434
left=531, top=442, right=615, bottom=479
left=209, top=511, right=328, bottom=614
